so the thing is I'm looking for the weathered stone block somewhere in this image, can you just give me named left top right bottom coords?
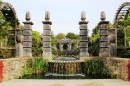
left=43, top=24, right=51, bottom=30
left=43, top=36, right=51, bottom=42
left=24, top=24, right=32, bottom=29
left=43, top=42, right=51, bottom=48
left=23, top=42, right=32, bottom=47
left=80, top=42, right=88, bottom=47
left=15, top=43, right=23, bottom=57
left=100, top=36, right=108, bottom=41
left=23, top=30, right=32, bottom=35
left=24, top=36, right=32, bottom=41
left=100, top=24, right=108, bottom=29
left=80, top=24, right=87, bottom=29
left=80, top=36, right=87, bottom=41
left=43, top=48, right=51, bottom=52
left=100, top=42, right=108, bottom=47
left=100, top=30, right=108, bottom=35
left=23, top=48, right=32, bottom=57
left=80, top=30, right=88, bottom=35
left=43, top=30, right=51, bottom=36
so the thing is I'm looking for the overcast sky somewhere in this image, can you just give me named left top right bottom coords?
left=2, top=0, right=130, bottom=36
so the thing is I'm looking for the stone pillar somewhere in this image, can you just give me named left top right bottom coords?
left=42, top=11, right=52, bottom=60
left=79, top=11, right=89, bottom=58
left=23, top=11, right=33, bottom=57
left=99, top=11, right=109, bottom=57
left=15, top=29, right=23, bottom=57
left=109, top=28, right=117, bottom=57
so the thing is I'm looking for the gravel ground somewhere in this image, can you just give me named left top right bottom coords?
left=0, top=79, right=130, bottom=86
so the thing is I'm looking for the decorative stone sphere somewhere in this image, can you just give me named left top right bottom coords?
left=100, top=11, right=106, bottom=21
left=45, top=11, right=50, bottom=20
left=16, top=35, right=23, bottom=43
left=81, top=11, right=86, bottom=21
left=26, top=11, right=31, bottom=21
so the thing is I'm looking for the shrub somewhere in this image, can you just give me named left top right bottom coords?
left=84, top=59, right=110, bottom=76
left=22, top=57, right=49, bottom=76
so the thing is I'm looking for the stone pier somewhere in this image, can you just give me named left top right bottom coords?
left=99, top=11, right=109, bottom=57
left=23, top=11, right=33, bottom=57
left=79, top=11, right=89, bottom=58
left=42, top=11, right=52, bottom=60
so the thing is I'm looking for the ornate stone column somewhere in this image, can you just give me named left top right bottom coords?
left=79, top=11, right=89, bottom=58
left=23, top=11, right=33, bottom=57
left=99, top=11, right=109, bottom=57
left=109, top=28, right=117, bottom=57
left=15, top=29, right=23, bottom=57
left=42, top=11, right=52, bottom=60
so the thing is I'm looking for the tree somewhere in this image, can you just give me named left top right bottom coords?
left=66, top=32, right=79, bottom=39
left=90, top=25, right=100, bottom=56
left=0, top=1, right=12, bottom=47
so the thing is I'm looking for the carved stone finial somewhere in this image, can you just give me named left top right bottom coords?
left=100, top=11, right=106, bottom=21
left=45, top=11, right=50, bottom=21
left=26, top=11, right=31, bottom=21
left=81, top=11, right=86, bottom=21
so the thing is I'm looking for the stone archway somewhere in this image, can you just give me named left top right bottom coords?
left=59, top=38, right=72, bottom=51
left=113, top=2, right=130, bottom=46
left=0, top=2, right=19, bottom=44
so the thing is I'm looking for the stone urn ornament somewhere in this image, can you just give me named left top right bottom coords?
left=16, top=35, right=23, bottom=44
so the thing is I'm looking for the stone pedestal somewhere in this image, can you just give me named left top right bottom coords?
left=79, top=11, right=89, bottom=58
left=109, top=28, right=117, bottom=57
left=23, top=11, right=33, bottom=57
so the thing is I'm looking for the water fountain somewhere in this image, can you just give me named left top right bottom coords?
left=47, top=57, right=83, bottom=76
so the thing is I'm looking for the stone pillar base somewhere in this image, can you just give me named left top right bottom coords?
left=80, top=52, right=89, bottom=58
left=99, top=52, right=109, bottom=58
left=43, top=52, right=52, bottom=60
left=15, top=43, right=23, bottom=57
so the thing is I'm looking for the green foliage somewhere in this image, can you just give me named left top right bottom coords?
left=89, top=26, right=100, bottom=56
left=117, top=14, right=130, bottom=46
left=111, top=74, right=117, bottom=79
left=22, top=57, right=49, bottom=76
left=55, top=33, right=65, bottom=40
left=84, top=59, right=110, bottom=76
left=66, top=32, right=79, bottom=39
left=0, top=48, right=13, bottom=59
left=117, top=46, right=130, bottom=58
left=101, top=67, right=110, bottom=76
left=32, top=31, right=41, bottom=57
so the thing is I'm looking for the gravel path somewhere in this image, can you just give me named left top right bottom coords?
left=0, top=79, right=130, bottom=86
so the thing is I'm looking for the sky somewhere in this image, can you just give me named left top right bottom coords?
left=2, top=0, right=130, bottom=36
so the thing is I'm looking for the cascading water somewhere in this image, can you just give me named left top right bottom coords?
left=46, top=57, right=85, bottom=77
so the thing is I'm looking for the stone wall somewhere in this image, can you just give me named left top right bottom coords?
left=0, top=57, right=29, bottom=81
left=102, top=57, right=129, bottom=81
